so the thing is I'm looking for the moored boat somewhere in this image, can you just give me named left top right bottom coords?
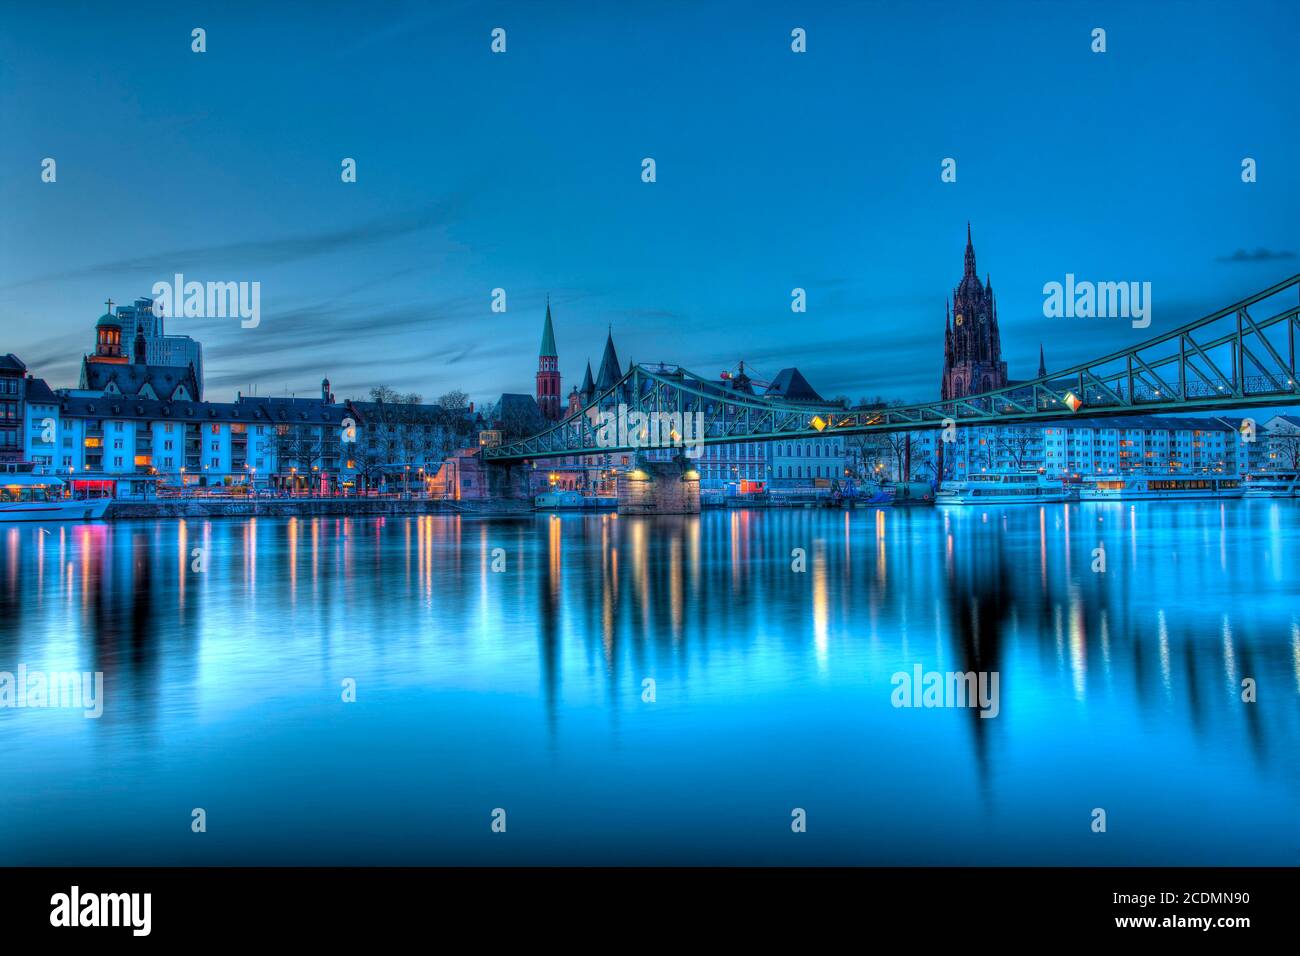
left=1242, top=472, right=1300, bottom=498
left=891, top=480, right=936, bottom=506
left=1078, top=474, right=1244, bottom=501
left=936, top=472, right=1065, bottom=505
left=533, top=491, right=617, bottom=511
left=0, top=472, right=111, bottom=521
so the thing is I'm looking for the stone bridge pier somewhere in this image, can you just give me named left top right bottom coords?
left=484, top=460, right=533, bottom=501
left=617, top=453, right=701, bottom=515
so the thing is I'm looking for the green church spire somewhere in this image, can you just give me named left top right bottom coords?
left=539, top=296, right=557, bottom=357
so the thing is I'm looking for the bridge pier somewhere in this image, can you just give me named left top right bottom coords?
left=483, top=460, right=533, bottom=501
left=617, top=453, right=701, bottom=515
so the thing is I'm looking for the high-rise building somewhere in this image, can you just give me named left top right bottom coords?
left=105, top=297, right=205, bottom=398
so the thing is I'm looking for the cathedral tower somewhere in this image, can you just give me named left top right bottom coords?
left=941, top=224, right=1007, bottom=400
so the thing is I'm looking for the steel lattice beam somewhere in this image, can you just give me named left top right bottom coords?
left=483, top=274, right=1300, bottom=463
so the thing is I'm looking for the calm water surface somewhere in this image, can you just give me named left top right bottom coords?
left=1, top=502, right=1298, bottom=865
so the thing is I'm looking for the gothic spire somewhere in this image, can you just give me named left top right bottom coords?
left=595, top=327, right=622, bottom=391
left=1038, top=344, right=1047, bottom=378
left=538, top=296, right=557, bottom=357
left=963, top=222, right=976, bottom=278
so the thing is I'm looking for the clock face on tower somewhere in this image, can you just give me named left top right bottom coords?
left=955, top=314, right=964, bottom=326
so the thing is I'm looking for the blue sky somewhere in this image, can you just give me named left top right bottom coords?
left=1, top=0, right=1297, bottom=405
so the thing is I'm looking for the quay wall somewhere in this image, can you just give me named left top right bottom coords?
left=105, top=498, right=533, bottom=520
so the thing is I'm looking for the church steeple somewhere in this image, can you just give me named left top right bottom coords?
left=1038, top=344, right=1047, bottom=378
left=963, top=221, right=977, bottom=277
left=539, top=296, right=557, bottom=357
left=535, top=297, right=561, bottom=421
left=90, top=300, right=127, bottom=364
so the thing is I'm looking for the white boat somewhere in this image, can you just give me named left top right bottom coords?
left=936, top=472, right=1066, bottom=505
left=0, top=472, right=111, bottom=521
left=1242, top=472, right=1300, bottom=498
left=1078, top=474, right=1244, bottom=501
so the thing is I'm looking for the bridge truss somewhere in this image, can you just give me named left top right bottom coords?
left=483, top=274, right=1300, bottom=463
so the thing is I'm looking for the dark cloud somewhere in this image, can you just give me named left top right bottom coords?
left=1216, top=248, right=1297, bottom=264
left=0, top=204, right=463, bottom=291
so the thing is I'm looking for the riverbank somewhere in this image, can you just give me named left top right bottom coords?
left=104, top=498, right=534, bottom=519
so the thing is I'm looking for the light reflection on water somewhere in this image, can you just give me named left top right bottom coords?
left=0, top=502, right=1298, bottom=865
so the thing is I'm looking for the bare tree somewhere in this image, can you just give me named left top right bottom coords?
left=436, top=389, right=469, bottom=410
left=347, top=438, right=387, bottom=491
left=1268, top=426, right=1300, bottom=469
left=368, top=385, right=423, bottom=405
left=885, top=431, right=928, bottom=481
left=995, top=427, right=1039, bottom=471
left=275, top=425, right=328, bottom=487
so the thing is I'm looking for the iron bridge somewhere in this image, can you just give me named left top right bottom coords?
left=483, top=274, right=1300, bottom=464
